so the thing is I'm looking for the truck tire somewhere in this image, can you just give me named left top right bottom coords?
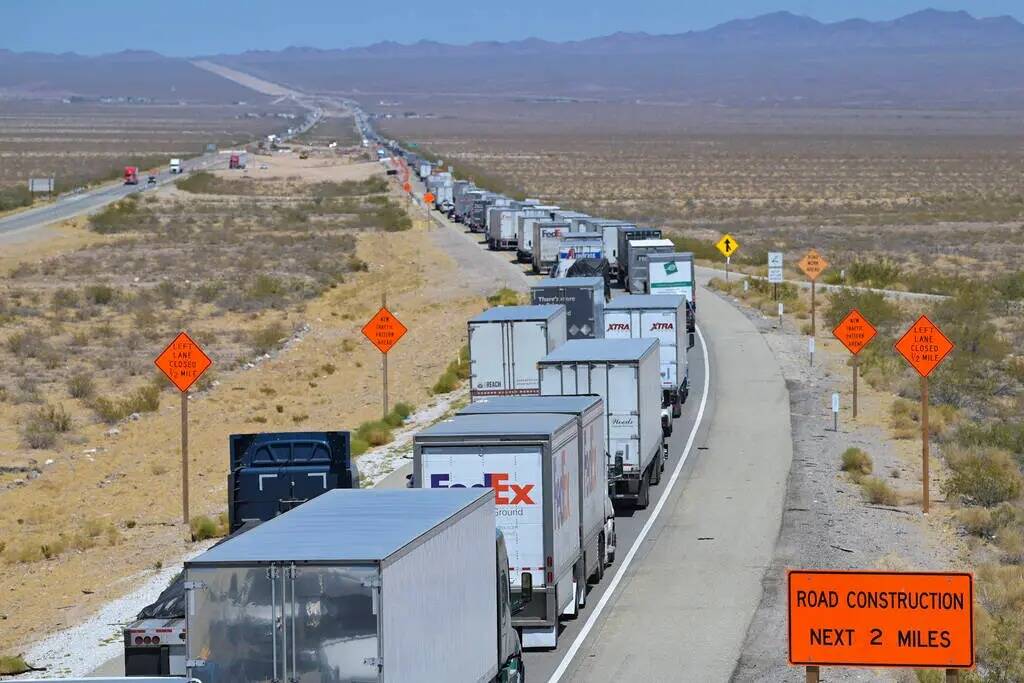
left=636, top=468, right=651, bottom=509
left=595, top=533, right=605, bottom=582
left=672, top=396, right=682, bottom=419
left=650, top=456, right=662, bottom=486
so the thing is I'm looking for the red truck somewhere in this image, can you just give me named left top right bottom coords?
left=228, top=152, right=246, bottom=169
left=123, top=166, right=139, bottom=185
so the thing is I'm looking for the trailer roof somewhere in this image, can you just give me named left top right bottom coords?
left=561, top=232, right=602, bottom=239
left=539, top=337, right=658, bottom=363
left=470, top=304, right=564, bottom=322
left=606, top=294, right=685, bottom=310
left=416, top=412, right=576, bottom=439
left=459, top=395, right=602, bottom=416
left=186, top=489, right=490, bottom=565
left=533, top=277, right=604, bottom=289
left=646, top=251, right=694, bottom=261
left=629, top=239, right=674, bottom=247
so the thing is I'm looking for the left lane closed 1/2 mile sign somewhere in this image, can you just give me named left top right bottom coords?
left=788, top=570, right=973, bottom=669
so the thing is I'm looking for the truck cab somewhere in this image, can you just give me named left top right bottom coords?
left=497, top=530, right=526, bottom=682
left=123, top=166, right=139, bottom=185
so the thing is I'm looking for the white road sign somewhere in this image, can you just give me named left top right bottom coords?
left=768, top=252, right=784, bottom=284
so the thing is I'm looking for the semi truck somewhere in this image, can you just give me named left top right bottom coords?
left=184, top=489, right=525, bottom=682
left=538, top=338, right=663, bottom=508
left=123, top=166, right=139, bottom=185
left=647, top=251, right=697, bottom=332
left=580, top=219, right=637, bottom=281
left=604, top=294, right=691, bottom=417
left=530, top=277, right=605, bottom=340
left=228, top=152, right=246, bottom=169
left=123, top=431, right=360, bottom=676
left=516, top=206, right=560, bottom=263
left=169, top=158, right=182, bottom=174
left=458, top=396, right=617, bottom=596
left=413, top=413, right=581, bottom=649
left=488, top=204, right=523, bottom=250
left=616, top=227, right=662, bottom=286
left=468, top=304, right=567, bottom=400
left=553, top=232, right=604, bottom=277
left=624, top=238, right=675, bottom=294
left=531, top=220, right=571, bottom=274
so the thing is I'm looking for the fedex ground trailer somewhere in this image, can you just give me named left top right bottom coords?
left=414, top=412, right=583, bottom=649
left=539, top=338, right=663, bottom=508
left=532, top=220, right=571, bottom=274
left=604, top=294, right=691, bottom=418
left=468, top=304, right=567, bottom=400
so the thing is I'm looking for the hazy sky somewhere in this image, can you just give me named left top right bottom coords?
left=3, top=1, right=1022, bottom=55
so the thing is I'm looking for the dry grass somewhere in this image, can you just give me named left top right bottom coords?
left=859, top=476, right=900, bottom=506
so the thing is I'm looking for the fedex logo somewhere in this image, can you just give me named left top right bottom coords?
left=650, top=322, right=674, bottom=331
left=430, top=472, right=535, bottom=505
left=607, top=323, right=630, bottom=331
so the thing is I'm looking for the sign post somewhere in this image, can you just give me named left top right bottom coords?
left=895, top=315, right=954, bottom=513
left=831, top=392, right=840, bottom=431
left=788, top=570, right=974, bottom=679
left=154, top=331, right=212, bottom=526
left=362, top=299, right=408, bottom=418
left=832, top=309, right=878, bottom=420
left=716, top=234, right=740, bottom=282
left=797, top=249, right=829, bottom=336
left=768, top=251, right=784, bottom=300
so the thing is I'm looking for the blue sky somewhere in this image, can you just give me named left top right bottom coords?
left=2, top=1, right=1022, bottom=55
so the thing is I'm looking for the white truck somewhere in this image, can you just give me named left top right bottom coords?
left=539, top=338, right=664, bottom=508
left=414, top=412, right=582, bottom=649
left=625, top=238, right=675, bottom=293
left=648, top=251, right=697, bottom=333
left=468, top=304, right=567, bottom=400
left=532, top=220, right=571, bottom=274
left=459, top=395, right=617, bottom=602
left=604, top=294, right=691, bottom=418
left=183, top=488, right=525, bottom=682
left=168, top=158, right=182, bottom=174
left=487, top=204, right=523, bottom=250
left=581, top=219, right=637, bottom=281
left=516, top=206, right=559, bottom=263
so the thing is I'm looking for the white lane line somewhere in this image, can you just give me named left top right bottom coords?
left=546, top=323, right=712, bottom=683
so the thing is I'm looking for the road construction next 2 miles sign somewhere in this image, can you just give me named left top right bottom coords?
left=833, top=309, right=877, bottom=355
left=362, top=307, right=408, bottom=354
left=788, top=570, right=973, bottom=669
left=895, top=315, right=954, bottom=378
left=798, top=249, right=829, bottom=281
left=154, top=331, right=212, bottom=392
left=715, top=233, right=740, bottom=258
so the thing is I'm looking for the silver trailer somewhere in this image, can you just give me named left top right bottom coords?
left=516, top=206, right=559, bottom=262
left=413, top=413, right=582, bottom=649
left=487, top=204, right=523, bottom=250
left=539, top=338, right=663, bottom=508
left=468, top=304, right=567, bottom=400
left=647, top=251, right=697, bottom=328
left=531, top=276, right=606, bottom=340
left=616, top=227, right=662, bottom=285
left=532, top=220, right=571, bottom=274
left=625, top=238, right=675, bottom=294
left=184, top=489, right=524, bottom=682
left=455, top=188, right=485, bottom=224
left=458, top=396, right=616, bottom=599
left=605, top=294, right=691, bottom=417
left=479, top=195, right=512, bottom=235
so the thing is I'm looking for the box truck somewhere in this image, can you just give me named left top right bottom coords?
left=532, top=220, right=571, bottom=274
left=458, top=396, right=617, bottom=589
left=169, top=158, right=182, bottom=174
left=616, top=227, right=662, bottom=285
left=604, top=294, right=691, bottom=417
left=531, top=277, right=605, bottom=340
left=468, top=304, right=567, bottom=400
left=414, top=413, right=582, bottom=649
left=625, top=238, right=675, bottom=294
left=539, top=338, right=663, bottom=508
left=553, top=232, right=604, bottom=277
left=184, top=489, right=525, bottom=682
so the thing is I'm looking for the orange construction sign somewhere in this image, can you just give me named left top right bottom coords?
left=423, top=192, right=435, bottom=204
left=788, top=570, right=973, bottom=669
left=361, top=307, right=408, bottom=354
left=833, top=309, right=877, bottom=355
left=895, top=315, right=954, bottom=378
left=154, top=331, right=212, bottom=392
left=402, top=182, right=412, bottom=193
left=798, top=249, right=829, bottom=281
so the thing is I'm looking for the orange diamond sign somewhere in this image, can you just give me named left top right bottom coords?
left=895, top=315, right=954, bottom=377
left=798, top=249, right=829, bottom=281
left=833, top=309, right=877, bottom=355
left=154, top=331, right=212, bottom=392
left=403, top=182, right=412, bottom=193
left=362, top=307, right=407, bottom=354
left=424, top=192, right=435, bottom=204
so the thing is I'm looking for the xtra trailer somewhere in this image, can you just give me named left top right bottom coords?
left=538, top=338, right=663, bottom=508
left=184, top=489, right=525, bottom=682
left=413, top=413, right=583, bottom=649
left=604, top=294, right=692, bottom=418
left=468, top=304, right=567, bottom=400
left=458, top=395, right=617, bottom=595
left=530, top=277, right=605, bottom=340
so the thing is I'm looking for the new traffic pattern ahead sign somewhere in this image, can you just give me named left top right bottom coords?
left=798, top=249, right=829, bottom=281
left=362, top=307, right=408, bottom=354
left=154, top=331, right=212, bottom=392
left=788, top=570, right=974, bottom=669
left=716, top=233, right=740, bottom=258
left=895, top=315, right=954, bottom=377
left=833, top=309, right=878, bottom=355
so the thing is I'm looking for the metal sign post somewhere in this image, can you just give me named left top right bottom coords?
left=797, top=250, right=829, bottom=337
left=716, top=234, right=740, bottom=282
left=362, top=297, right=408, bottom=419
left=808, top=336, right=815, bottom=366
left=832, top=309, right=878, bottom=420
left=831, top=392, right=840, bottom=431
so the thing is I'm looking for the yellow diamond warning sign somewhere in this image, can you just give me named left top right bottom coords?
left=716, top=234, right=740, bottom=258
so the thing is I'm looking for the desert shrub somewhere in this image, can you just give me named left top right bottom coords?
left=943, top=447, right=1022, bottom=507
left=83, top=283, right=116, bottom=305
left=859, top=477, right=899, bottom=506
left=432, top=370, right=459, bottom=395
left=91, top=385, right=160, bottom=423
left=51, top=288, right=79, bottom=310
left=824, top=288, right=901, bottom=333
left=251, top=321, right=288, bottom=355
left=956, top=422, right=1024, bottom=458
left=22, top=403, right=72, bottom=449
left=958, top=507, right=997, bottom=537
left=190, top=513, right=228, bottom=542
left=0, top=183, right=33, bottom=212
left=0, top=654, right=31, bottom=675
left=89, top=195, right=154, bottom=234
left=840, top=447, right=873, bottom=478
left=383, top=402, right=415, bottom=428
left=996, top=527, right=1024, bottom=564
left=321, top=363, right=337, bottom=375
left=978, top=612, right=1024, bottom=682
left=355, top=420, right=393, bottom=447
left=846, top=258, right=902, bottom=289
left=351, top=437, right=370, bottom=456
left=67, top=372, right=96, bottom=399
left=487, top=288, right=523, bottom=306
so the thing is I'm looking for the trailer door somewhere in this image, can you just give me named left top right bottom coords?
left=640, top=309, right=678, bottom=390
left=606, top=364, right=641, bottom=472
left=469, top=322, right=508, bottom=399
left=510, top=320, right=545, bottom=395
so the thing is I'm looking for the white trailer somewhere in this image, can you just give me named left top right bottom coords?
left=414, top=413, right=582, bottom=649
left=532, top=220, right=571, bottom=274
left=418, top=162, right=431, bottom=178
left=581, top=219, right=636, bottom=280
left=604, top=294, right=690, bottom=418
left=184, top=489, right=524, bottom=682
left=169, top=158, right=182, bottom=174
left=488, top=205, right=522, bottom=250
left=459, top=396, right=616, bottom=598
left=553, top=231, right=604, bottom=278
left=539, top=338, right=663, bottom=508
left=468, top=304, right=567, bottom=400
left=517, top=206, right=559, bottom=262
left=647, top=252, right=696, bottom=306
left=625, top=238, right=675, bottom=293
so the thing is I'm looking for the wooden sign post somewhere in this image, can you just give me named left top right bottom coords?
left=362, top=299, right=408, bottom=418
left=797, top=249, right=829, bottom=336
left=832, top=309, right=878, bottom=420
left=154, top=331, right=212, bottom=526
left=895, top=315, right=954, bottom=513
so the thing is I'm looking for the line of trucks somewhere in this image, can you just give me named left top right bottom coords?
left=29, top=128, right=704, bottom=683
